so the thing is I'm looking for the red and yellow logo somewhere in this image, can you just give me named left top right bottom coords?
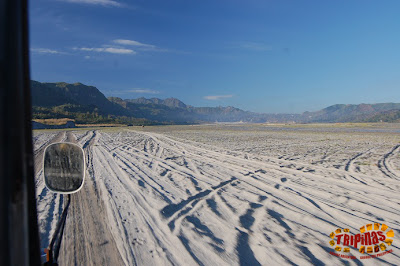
left=329, top=223, right=394, bottom=259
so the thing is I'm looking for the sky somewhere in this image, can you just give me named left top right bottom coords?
left=29, top=0, right=400, bottom=113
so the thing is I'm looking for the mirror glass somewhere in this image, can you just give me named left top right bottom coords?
left=43, top=143, right=85, bottom=193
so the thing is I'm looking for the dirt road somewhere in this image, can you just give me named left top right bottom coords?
left=35, top=131, right=125, bottom=266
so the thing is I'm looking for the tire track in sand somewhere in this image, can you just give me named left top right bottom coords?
left=56, top=131, right=125, bottom=266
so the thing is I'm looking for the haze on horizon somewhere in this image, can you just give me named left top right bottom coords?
left=30, top=0, right=400, bottom=113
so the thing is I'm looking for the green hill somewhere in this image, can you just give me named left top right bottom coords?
left=31, top=81, right=145, bottom=125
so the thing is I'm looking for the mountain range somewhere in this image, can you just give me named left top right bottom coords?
left=31, top=80, right=400, bottom=124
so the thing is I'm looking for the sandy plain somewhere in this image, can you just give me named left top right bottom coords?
left=33, top=124, right=400, bottom=265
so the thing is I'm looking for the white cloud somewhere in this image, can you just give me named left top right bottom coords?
left=74, top=47, right=135, bottom=54
left=204, top=95, right=234, bottom=100
left=30, top=48, right=63, bottom=54
left=114, top=39, right=155, bottom=48
left=113, top=39, right=167, bottom=52
left=127, top=89, right=160, bottom=94
left=62, top=0, right=122, bottom=7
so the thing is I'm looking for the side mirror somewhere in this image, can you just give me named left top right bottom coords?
left=43, top=143, right=85, bottom=194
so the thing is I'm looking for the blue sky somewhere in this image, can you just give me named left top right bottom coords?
left=30, top=0, right=400, bottom=113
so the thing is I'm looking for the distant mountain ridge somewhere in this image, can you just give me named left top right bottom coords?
left=108, top=97, right=265, bottom=123
left=114, top=97, right=400, bottom=123
left=31, top=80, right=400, bottom=124
left=303, top=103, right=400, bottom=123
left=126, top=97, right=188, bottom=109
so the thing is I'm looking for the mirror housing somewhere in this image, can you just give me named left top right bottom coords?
left=43, top=143, right=85, bottom=194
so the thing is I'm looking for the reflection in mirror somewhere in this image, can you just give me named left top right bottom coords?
left=43, top=143, right=85, bottom=193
